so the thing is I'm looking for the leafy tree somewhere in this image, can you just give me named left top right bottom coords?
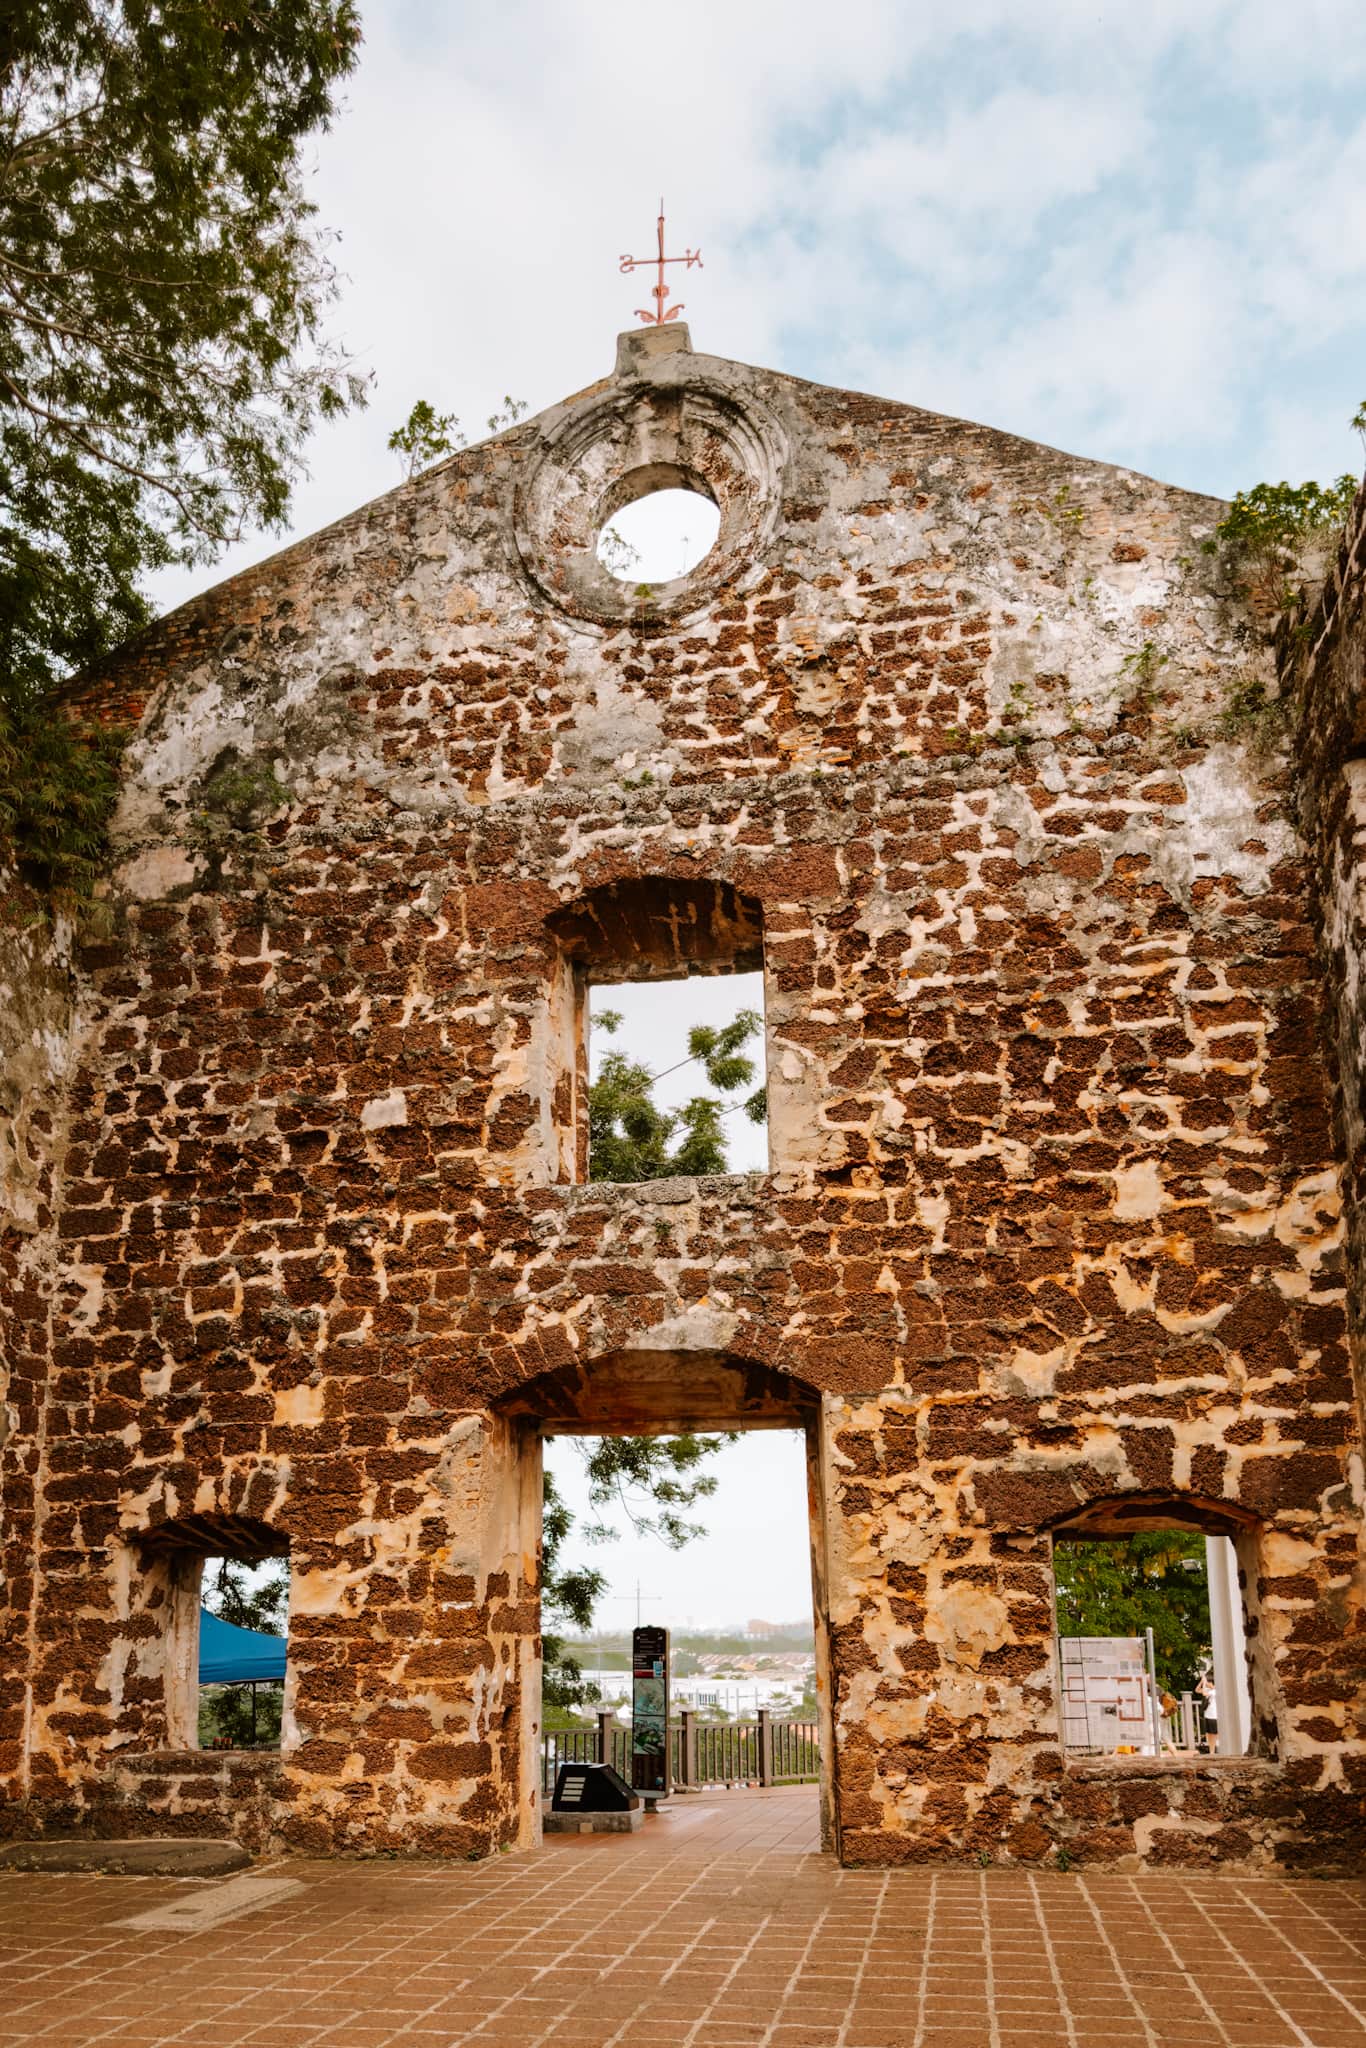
left=588, top=1007, right=766, bottom=1183
left=1, top=0, right=366, bottom=707
left=0, top=686, right=125, bottom=903
left=1053, top=1532, right=1211, bottom=1696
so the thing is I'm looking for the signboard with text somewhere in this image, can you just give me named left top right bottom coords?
left=631, top=1623, right=670, bottom=1796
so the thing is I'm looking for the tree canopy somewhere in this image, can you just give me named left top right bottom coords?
left=588, top=1007, right=766, bottom=1183
left=0, top=0, right=365, bottom=705
left=1053, top=1531, right=1211, bottom=1696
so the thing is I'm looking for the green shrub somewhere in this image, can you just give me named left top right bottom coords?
left=0, top=689, right=127, bottom=916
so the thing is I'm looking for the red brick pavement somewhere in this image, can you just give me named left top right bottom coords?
left=3, top=1788, right=1365, bottom=2048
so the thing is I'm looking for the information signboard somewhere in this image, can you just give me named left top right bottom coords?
left=631, top=1623, right=670, bottom=1796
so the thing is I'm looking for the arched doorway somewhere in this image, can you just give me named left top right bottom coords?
left=495, top=1343, right=838, bottom=1851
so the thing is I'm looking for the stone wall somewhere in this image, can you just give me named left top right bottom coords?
left=3, top=325, right=1364, bottom=1868
left=0, top=892, right=80, bottom=1810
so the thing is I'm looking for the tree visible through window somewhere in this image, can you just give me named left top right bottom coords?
left=589, top=996, right=766, bottom=1181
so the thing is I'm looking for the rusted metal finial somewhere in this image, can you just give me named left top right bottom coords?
left=619, top=199, right=702, bottom=326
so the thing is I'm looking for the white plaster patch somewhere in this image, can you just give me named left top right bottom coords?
left=360, top=1088, right=407, bottom=1129
left=621, top=1303, right=741, bottom=1353
left=1112, top=1160, right=1164, bottom=1220
left=925, top=1582, right=1011, bottom=1669
left=116, top=845, right=201, bottom=901
left=274, top=1382, right=325, bottom=1425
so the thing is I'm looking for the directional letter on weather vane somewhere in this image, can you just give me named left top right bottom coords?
left=619, top=200, right=702, bottom=326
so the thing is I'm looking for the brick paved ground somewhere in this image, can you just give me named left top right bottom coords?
left=4, top=1787, right=1366, bottom=2048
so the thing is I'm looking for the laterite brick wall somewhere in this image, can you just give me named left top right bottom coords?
left=2, top=327, right=1363, bottom=1867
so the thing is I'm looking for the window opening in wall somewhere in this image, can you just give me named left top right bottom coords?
left=1054, top=1529, right=1250, bottom=1759
left=198, top=1553, right=289, bottom=1751
left=540, top=1423, right=825, bottom=1812
left=588, top=970, right=767, bottom=1181
left=597, top=487, right=720, bottom=583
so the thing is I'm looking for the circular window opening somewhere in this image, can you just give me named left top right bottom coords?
left=596, top=488, right=720, bottom=584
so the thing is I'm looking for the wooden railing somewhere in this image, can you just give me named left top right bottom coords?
left=542, top=1709, right=820, bottom=1796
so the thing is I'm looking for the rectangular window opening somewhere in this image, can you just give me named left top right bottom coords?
left=586, top=967, right=768, bottom=1184
left=1054, top=1529, right=1252, bottom=1761
left=196, top=1552, right=290, bottom=1753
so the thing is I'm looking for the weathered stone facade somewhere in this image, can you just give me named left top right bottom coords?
left=3, top=325, right=1365, bottom=1869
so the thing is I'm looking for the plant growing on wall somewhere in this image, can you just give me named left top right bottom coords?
left=387, top=395, right=528, bottom=478
left=1207, top=474, right=1357, bottom=614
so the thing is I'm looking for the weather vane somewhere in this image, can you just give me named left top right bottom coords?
left=619, top=201, right=702, bottom=326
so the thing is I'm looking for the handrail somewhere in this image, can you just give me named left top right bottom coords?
left=541, top=1713, right=820, bottom=1795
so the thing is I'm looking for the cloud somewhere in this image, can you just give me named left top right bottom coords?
left=147, top=0, right=1366, bottom=614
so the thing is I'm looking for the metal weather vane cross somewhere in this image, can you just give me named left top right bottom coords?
left=619, top=201, right=702, bottom=326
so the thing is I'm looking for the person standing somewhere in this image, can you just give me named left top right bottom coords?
left=1197, top=1672, right=1219, bottom=1753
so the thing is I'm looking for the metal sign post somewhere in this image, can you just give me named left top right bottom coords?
left=631, top=1623, right=670, bottom=1799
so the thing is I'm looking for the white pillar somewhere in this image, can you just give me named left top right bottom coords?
left=1204, top=1535, right=1251, bottom=1756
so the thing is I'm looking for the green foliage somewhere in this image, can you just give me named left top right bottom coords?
left=1053, top=1532, right=1211, bottom=1696
left=588, top=1006, right=765, bottom=1183
left=388, top=393, right=527, bottom=479
left=0, top=687, right=126, bottom=912
left=388, top=400, right=462, bottom=479
left=1207, top=475, right=1357, bottom=613
left=1, top=0, right=366, bottom=705
left=541, top=1436, right=733, bottom=1713
left=198, top=752, right=291, bottom=827
left=1217, top=672, right=1288, bottom=746
left=1119, top=639, right=1169, bottom=707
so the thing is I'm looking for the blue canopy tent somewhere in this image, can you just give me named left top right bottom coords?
left=198, top=1606, right=287, bottom=1685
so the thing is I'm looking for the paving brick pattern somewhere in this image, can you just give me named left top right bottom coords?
left=4, top=1791, right=1365, bottom=2048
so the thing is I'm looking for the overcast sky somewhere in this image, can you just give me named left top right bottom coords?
left=154, top=2, right=1366, bottom=1627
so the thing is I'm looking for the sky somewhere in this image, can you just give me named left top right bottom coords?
left=148, top=1, right=1366, bottom=1625
left=544, top=1427, right=815, bottom=1639
left=149, top=0, right=1366, bottom=623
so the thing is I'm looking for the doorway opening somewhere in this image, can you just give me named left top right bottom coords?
left=500, top=1349, right=834, bottom=1849
left=137, top=1513, right=290, bottom=1753
left=588, top=971, right=767, bottom=1181
left=198, top=1554, right=289, bottom=1751
left=547, top=877, right=770, bottom=1183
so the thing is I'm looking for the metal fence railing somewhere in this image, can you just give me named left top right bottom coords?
left=541, top=1710, right=820, bottom=1796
